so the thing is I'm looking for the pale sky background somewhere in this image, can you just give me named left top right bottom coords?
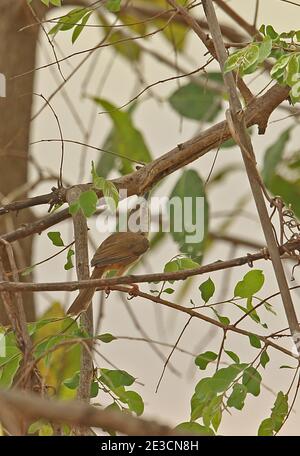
left=26, top=0, right=300, bottom=435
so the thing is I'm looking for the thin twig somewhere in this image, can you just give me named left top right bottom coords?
left=66, top=187, right=94, bottom=434
left=155, top=316, right=192, bottom=392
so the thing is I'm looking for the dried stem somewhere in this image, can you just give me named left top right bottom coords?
left=66, top=187, right=94, bottom=434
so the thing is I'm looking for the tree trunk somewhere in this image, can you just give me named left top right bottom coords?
left=0, top=1, right=44, bottom=323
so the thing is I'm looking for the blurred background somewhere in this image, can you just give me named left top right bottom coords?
left=23, top=0, right=300, bottom=435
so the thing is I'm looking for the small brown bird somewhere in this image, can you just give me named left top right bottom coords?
left=67, top=231, right=149, bottom=316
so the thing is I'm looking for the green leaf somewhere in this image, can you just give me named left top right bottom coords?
left=0, top=354, right=22, bottom=388
left=191, top=389, right=216, bottom=421
left=28, top=420, right=54, bottom=436
left=64, top=248, right=74, bottom=270
left=270, top=54, right=291, bottom=79
left=93, top=98, right=152, bottom=175
left=169, top=169, right=209, bottom=257
left=63, top=371, right=80, bottom=390
left=79, top=190, right=98, bottom=217
left=34, top=335, right=65, bottom=366
left=72, top=11, right=92, bottom=44
left=260, top=350, right=270, bottom=368
left=97, top=333, right=116, bottom=343
left=248, top=334, right=262, bottom=349
left=122, top=391, right=144, bottom=416
left=27, top=318, right=59, bottom=336
left=234, top=270, right=265, bottom=298
left=263, top=301, right=277, bottom=315
left=266, top=25, right=278, bottom=39
left=267, top=174, right=300, bottom=219
left=100, top=369, right=135, bottom=388
left=164, top=260, right=179, bottom=283
left=106, top=0, right=121, bottom=12
left=175, top=422, right=214, bottom=436
left=96, top=147, right=116, bottom=178
left=90, top=381, right=99, bottom=398
left=225, top=44, right=260, bottom=76
left=224, top=350, right=240, bottom=364
left=235, top=297, right=264, bottom=326
left=211, top=308, right=230, bottom=326
left=47, top=231, right=64, bottom=247
left=258, top=36, right=273, bottom=63
left=169, top=72, right=223, bottom=121
left=227, top=383, right=247, bottom=410
left=177, top=258, right=200, bottom=270
left=242, top=366, right=262, bottom=396
left=258, top=418, right=274, bottom=436
left=262, top=128, right=291, bottom=188
left=224, top=50, right=243, bottom=73
left=271, top=391, right=288, bottom=432
left=202, top=395, right=222, bottom=430
left=69, top=200, right=80, bottom=215
left=259, top=24, right=266, bottom=35
left=164, top=260, right=179, bottom=273
left=210, top=364, right=247, bottom=393
left=163, top=288, right=175, bottom=294
left=163, top=260, right=178, bottom=284
left=285, top=54, right=299, bottom=86
left=91, top=161, right=119, bottom=212
left=161, top=20, right=188, bottom=53
left=194, top=364, right=247, bottom=400
left=95, top=105, right=138, bottom=178
left=195, top=351, right=218, bottom=370
left=258, top=392, right=288, bottom=435
left=199, top=277, right=215, bottom=303
left=49, top=8, right=89, bottom=36
left=211, top=407, right=222, bottom=432
left=99, top=16, right=141, bottom=61
left=103, top=181, right=119, bottom=212
left=243, top=44, right=260, bottom=72
left=163, top=257, right=199, bottom=283
left=191, top=367, right=244, bottom=421
left=0, top=332, right=22, bottom=388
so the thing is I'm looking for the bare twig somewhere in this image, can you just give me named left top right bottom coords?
left=66, top=187, right=94, bottom=434
left=155, top=316, right=192, bottom=392
left=0, top=238, right=299, bottom=292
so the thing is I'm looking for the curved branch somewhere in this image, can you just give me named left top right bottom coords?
left=0, top=82, right=290, bottom=222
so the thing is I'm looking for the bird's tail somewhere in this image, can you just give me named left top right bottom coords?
left=67, top=267, right=104, bottom=316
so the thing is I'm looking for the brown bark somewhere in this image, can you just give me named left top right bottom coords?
left=0, top=1, right=45, bottom=323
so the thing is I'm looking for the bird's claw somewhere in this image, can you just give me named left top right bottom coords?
left=105, top=287, right=111, bottom=298
left=127, top=284, right=139, bottom=299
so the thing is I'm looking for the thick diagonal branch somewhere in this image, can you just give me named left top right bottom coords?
left=201, top=0, right=300, bottom=351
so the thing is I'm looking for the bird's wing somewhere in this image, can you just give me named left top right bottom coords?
left=91, top=233, right=148, bottom=268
